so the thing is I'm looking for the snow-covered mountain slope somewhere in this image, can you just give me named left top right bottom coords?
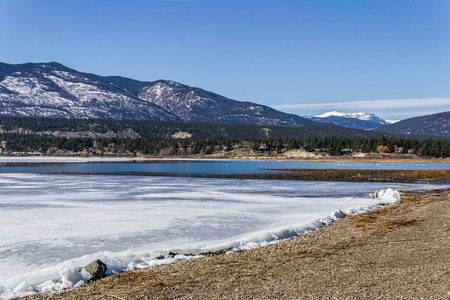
left=0, top=62, right=180, bottom=121
left=305, top=111, right=390, bottom=130
left=137, top=80, right=315, bottom=125
left=0, top=62, right=316, bottom=126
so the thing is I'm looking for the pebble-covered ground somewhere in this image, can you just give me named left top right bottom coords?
left=25, top=189, right=450, bottom=299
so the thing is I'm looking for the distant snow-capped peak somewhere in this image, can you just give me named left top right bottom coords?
left=315, top=111, right=388, bottom=124
left=315, top=111, right=348, bottom=118
left=386, top=120, right=399, bottom=124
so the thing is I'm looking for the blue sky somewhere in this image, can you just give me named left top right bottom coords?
left=1, top=0, right=449, bottom=120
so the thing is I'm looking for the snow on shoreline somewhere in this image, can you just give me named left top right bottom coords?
left=0, top=188, right=402, bottom=299
left=224, top=188, right=401, bottom=252
left=0, top=157, right=213, bottom=163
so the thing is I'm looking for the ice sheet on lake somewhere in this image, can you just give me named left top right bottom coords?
left=0, top=157, right=212, bottom=163
left=0, top=174, right=446, bottom=299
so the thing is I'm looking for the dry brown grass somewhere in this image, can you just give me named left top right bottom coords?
left=352, top=216, right=418, bottom=229
left=267, top=168, right=450, bottom=183
left=350, top=189, right=450, bottom=230
left=55, top=165, right=450, bottom=184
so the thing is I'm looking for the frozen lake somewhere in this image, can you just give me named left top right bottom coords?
left=0, top=158, right=449, bottom=298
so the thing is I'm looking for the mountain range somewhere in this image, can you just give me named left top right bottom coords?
left=0, top=62, right=448, bottom=137
left=0, top=62, right=314, bottom=126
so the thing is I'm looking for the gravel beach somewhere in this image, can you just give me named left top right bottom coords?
left=25, top=189, right=450, bottom=299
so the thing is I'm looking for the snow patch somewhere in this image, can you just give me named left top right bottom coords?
left=386, top=120, right=400, bottom=124
left=371, top=188, right=402, bottom=204
left=316, top=111, right=348, bottom=118
left=315, top=111, right=388, bottom=124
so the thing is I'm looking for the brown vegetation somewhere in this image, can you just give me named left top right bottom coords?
left=254, top=168, right=450, bottom=183
left=52, top=168, right=450, bottom=184
left=204, top=168, right=450, bottom=184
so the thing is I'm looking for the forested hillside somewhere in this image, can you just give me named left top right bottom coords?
left=376, top=111, right=450, bottom=137
left=1, top=134, right=449, bottom=158
left=0, top=116, right=433, bottom=140
left=0, top=117, right=449, bottom=158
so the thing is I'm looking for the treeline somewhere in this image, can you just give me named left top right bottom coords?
left=0, top=116, right=437, bottom=140
left=1, top=135, right=449, bottom=158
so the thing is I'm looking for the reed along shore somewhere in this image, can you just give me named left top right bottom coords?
left=24, top=188, right=450, bottom=299
left=53, top=168, right=450, bottom=184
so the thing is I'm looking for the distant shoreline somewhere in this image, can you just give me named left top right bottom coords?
left=1, top=154, right=450, bottom=164
left=1, top=155, right=449, bottom=184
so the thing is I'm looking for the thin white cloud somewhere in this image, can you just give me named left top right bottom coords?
left=385, top=110, right=447, bottom=117
left=272, top=97, right=450, bottom=111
